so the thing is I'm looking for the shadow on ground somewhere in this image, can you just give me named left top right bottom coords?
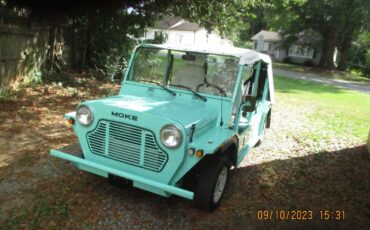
left=2, top=145, right=368, bottom=229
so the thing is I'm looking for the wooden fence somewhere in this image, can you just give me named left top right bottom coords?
left=0, top=25, right=50, bottom=86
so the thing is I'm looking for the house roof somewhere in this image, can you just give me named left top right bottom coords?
left=251, top=30, right=281, bottom=41
left=152, top=16, right=201, bottom=31
left=252, top=29, right=321, bottom=45
left=170, top=22, right=201, bottom=31
left=154, top=16, right=183, bottom=30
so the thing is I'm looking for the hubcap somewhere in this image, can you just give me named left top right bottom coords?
left=213, top=166, right=228, bottom=203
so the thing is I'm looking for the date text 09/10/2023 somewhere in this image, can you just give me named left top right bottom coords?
left=257, top=210, right=345, bottom=220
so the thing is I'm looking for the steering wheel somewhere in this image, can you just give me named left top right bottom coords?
left=196, top=83, right=227, bottom=96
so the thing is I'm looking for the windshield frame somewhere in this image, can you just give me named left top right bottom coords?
left=124, top=46, right=242, bottom=100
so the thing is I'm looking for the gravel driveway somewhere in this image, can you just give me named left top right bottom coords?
left=0, top=82, right=369, bottom=229
left=274, top=68, right=370, bottom=94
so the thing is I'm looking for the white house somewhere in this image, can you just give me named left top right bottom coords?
left=252, top=30, right=323, bottom=65
left=141, top=17, right=233, bottom=47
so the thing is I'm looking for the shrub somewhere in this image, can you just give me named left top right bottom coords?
left=90, top=49, right=128, bottom=83
left=102, top=88, right=116, bottom=97
left=283, top=57, right=291, bottom=63
left=0, top=86, right=13, bottom=99
left=42, top=72, right=78, bottom=87
left=303, top=60, right=314, bottom=66
left=64, top=87, right=79, bottom=97
left=23, top=69, right=43, bottom=87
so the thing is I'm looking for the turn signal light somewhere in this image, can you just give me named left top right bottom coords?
left=195, top=149, right=203, bottom=158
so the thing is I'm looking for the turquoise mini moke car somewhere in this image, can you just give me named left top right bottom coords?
left=51, top=44, right=275, bottom=211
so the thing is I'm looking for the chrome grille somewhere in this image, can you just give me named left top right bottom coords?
left=87, top=120, right=168, bottom=172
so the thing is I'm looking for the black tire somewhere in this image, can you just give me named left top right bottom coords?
left=194, top=156, right=230, bottom=211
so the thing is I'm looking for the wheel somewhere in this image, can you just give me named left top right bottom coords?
left=194, top=156, right=230, bottom=211
left=254, top=117, right=267, bottom=147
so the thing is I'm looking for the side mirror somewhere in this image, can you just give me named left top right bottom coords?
left=241, top=96, right=256, bottom=115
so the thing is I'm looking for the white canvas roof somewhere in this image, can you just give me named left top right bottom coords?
left=140, top=44, right=275, bottom=103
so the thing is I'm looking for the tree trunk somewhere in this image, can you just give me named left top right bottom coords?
left=47, top=22, right=58, bottom=71
left=71, top=20, right=77, bottom=69
left=319, top=29, right=337, bottom=69
left=81, top=27, right=88, bottom=70
left=337, top=38, right=352, bottom=71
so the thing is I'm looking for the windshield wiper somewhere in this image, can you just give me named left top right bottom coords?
left=169, top=84, right=207, bottom=101
left=140, top=80, right=176, bottom=96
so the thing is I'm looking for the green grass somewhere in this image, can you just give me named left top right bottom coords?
left=275, top=76, right=370, bottom=140
left=273, top=62, right=308, bottom=72
left=273, top=62, right=370, bottom=83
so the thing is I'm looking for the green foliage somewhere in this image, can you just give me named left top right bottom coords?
left=64, top=87, right=78, bottom=97
left=83, top=10, right=139, bottom=80
left=282, top=57, right=291, bottom=64
left=268, top=0, right=369, bottom=69
left=143, top=31, right=167, bottom=44
left=348, top=31, right=370, bottom=76
left=303, top=60, right=313, bottom=67
left=42, top=72, right=78, bottom=87
left=228, top=4, right=268, bottom=48
left=90, top=48, right=128, bottom=82
left=23, top=69, right=43, bottom=87
left=102, top=88, right=117, bottom=97
left=5, top=0, right=173, bottom=83
left=172, top=0, right=261, bottom=44
left=0, top=86, right=13, bottom=99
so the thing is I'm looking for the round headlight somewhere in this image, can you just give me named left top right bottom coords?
left=76, top=105, right=93, bottom=126
left=160, top=124, right=182, bottom=148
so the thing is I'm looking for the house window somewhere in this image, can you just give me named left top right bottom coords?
left=253, top=41, right=258, bottom=50
left=268, top=43, right=272, bottom=51
left=288, top=45, right=314, bottom=58
left=175, top=34, right=183, bottom=44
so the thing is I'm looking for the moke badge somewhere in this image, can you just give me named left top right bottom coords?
left=111, top=111, right=138, bottom=121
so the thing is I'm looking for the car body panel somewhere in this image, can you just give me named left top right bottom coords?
left=50, top=44, right=274, bottom=199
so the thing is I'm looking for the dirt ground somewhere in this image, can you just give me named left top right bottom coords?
left=0, top=79, right=369, bottom=229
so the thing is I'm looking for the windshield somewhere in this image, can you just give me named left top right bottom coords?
left=128, top=47, right=239, bottom=97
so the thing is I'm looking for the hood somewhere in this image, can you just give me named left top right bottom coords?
left=87, top=95, right=219, bottom=132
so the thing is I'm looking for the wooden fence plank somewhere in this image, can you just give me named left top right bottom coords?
left=0, top=25, right=49, bottom=86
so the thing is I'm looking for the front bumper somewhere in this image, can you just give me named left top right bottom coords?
left=50, top=144, right=194, bottom=200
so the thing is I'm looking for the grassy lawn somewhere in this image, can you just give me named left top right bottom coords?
left=274, top=62, right=370, bottom=83
left=275, top=75, right=370, bottom=143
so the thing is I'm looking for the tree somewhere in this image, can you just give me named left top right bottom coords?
left=348, top=31, right=370, bottom=75
left=4, top=0, right=266, bottom=81
left=171, top=0, right=261, bottom=40
left=269, top=0, right=369, bottom=69
left=336, top=0, right=369, bottom=70
left=4, top=0, right=173, bottom=74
